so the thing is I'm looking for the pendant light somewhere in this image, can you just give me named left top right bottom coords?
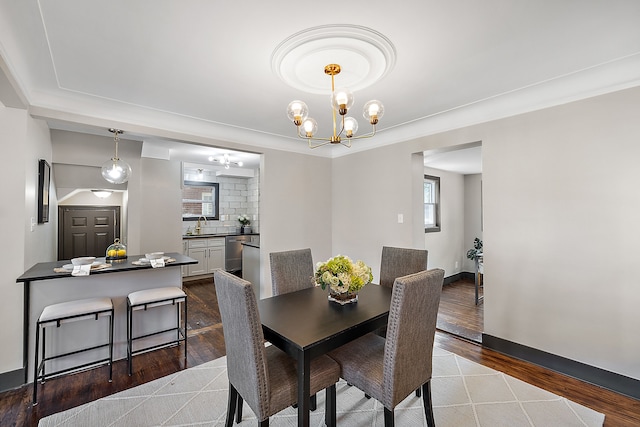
left=101, top=128, right=131, bottom=184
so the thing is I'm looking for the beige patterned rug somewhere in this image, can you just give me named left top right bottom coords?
left=38, top=347, right=604, bottom=426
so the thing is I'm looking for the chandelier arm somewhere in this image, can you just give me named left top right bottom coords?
left=349, top=125, right=377, bottom=140
left=308, top=139, right=333, bottom=149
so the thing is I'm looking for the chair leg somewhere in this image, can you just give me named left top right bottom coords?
left=32, top=322, right=41, bottom=405
left=225, top=383, right=238, bottom=427
left=259, top=419, right=269, bottom=426
left=422, top=381, right=435, bottom=427
left=236, top=395, right=243, bottom=423
left=127, top=301, right=133, bottom=376
left=310, top=393, right=317, bottom=411
left=383, top=407, right=395, bottom=427
left=108, top=309, right=114, bottom=382
left=325, top=384, right=336, bottom=427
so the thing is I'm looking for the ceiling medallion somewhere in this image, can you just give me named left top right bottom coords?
left=271, top=25, right=397, bottom=94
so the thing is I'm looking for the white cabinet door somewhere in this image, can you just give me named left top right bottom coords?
left=208, top=247, right=225, bottom=272
left=188, top=247, right=207, bottom=276
left=207, top=238, right=225, bottom=272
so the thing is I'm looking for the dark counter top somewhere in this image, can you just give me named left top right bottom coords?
left=17, top=252, right=197, bottom=283
left=182, top=232, right=259, bottom=239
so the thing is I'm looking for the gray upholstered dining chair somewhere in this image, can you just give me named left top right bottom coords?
left=329, top=269, right=444, bottom=427
left=269, top=247, right=319, bottom=410
left=377, top=246, right=429, bottom=392
left=269, top=248, right=315, bottom=296
left=214, top=269, right=340, bottom=427
left=379, top=246, right=428, bottom=288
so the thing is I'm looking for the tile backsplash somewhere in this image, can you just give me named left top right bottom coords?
left=182, top=171, right=259, bottom=235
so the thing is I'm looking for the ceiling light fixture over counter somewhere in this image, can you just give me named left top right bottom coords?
left=101, top=128, right=131, bottom=184
left=286, top=64, right=384, bottom=149
left=209, top=153, right=243, bottom=169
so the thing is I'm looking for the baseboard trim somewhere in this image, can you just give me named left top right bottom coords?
left=482, top=334, right=640, bottom=400
left=0, top=367, right=26, bottom=393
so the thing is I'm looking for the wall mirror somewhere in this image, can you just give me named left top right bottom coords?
left=182, top=180, right=220, bottom=221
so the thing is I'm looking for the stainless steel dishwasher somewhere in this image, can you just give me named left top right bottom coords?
left=225, top=235, right=251, bottom=272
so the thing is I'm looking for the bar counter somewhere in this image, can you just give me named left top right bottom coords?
left=16, top=253, right=197, bottom=384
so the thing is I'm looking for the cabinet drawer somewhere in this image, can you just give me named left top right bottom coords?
left=208, top=238, right=225, bottom=247
left=188, top=239, right=207, bottom=248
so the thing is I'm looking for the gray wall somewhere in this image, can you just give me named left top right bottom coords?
left=423, top=166, right=465, bottom=277
left=332, top=85, right=640, bottom=381
left=0, top=106, right=55, bottom=375
left=4, top=84, right=640, bottom=388
left=463, top=174, right=483, bottom=272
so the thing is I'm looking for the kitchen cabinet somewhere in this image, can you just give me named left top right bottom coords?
left=186, top=237, right=225, bottom=276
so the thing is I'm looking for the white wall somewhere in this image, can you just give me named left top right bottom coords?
left=333, top=86, right=640, bottom=381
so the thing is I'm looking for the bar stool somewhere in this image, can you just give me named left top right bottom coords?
left=126, top=286, right=187, bottom=375
left=33, top=297, right=114, bottom=405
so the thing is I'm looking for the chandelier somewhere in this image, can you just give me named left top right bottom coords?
left=209, top=153, right=243, bottom=169
left=101, top=129, right=131, bottom=184
left=286, top=64, right=384, bottom=149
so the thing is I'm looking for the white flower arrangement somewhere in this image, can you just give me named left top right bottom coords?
left=314, top=255, right=373, bottom=294
left=238, top=214, right=251, bottom=226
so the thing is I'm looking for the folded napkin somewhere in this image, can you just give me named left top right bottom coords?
left=150, top=258, right=165, bottom=268
left=72, top=264, right=91, bottom=276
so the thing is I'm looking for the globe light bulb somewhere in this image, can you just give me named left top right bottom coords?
left=287, top=100, right=309, bottom=126
left=331, top=88, right=354, bottom=115
left=302, top=118, right=317, bottom=137
left=344, top=117, right=359, bottom=138
left=363, top=100, right=385, bottom=125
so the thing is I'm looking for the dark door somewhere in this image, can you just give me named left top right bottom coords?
left=58, top=206, right=121, bottom=260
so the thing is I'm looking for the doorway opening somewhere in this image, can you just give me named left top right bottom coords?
left=422, top=142, right=483, bottom=343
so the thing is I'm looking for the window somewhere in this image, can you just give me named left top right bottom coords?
left=182, top=180, right=220, bottom=221
left=424, top=175, right=440, bottom=232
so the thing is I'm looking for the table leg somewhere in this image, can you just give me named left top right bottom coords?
left=23, top=281, right=31, bottom=383
left=296, top=350, right=310, bottom=427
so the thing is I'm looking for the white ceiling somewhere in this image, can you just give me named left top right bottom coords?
left=1, top=1, right=639, bottom=161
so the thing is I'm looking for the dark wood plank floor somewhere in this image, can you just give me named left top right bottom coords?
left=438, top=278, right=483, bottom=342
left=1, top=277, right=638, bottom=427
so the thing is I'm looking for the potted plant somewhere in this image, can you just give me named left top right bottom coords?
left=466, top=237, right=483, bottom=261
left=238, top=214, right=251, bottom=234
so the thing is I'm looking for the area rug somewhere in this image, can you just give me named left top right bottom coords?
left=38, top=347, right=604, bottom=426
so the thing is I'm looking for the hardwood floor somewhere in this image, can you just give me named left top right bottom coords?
left=1, top=277, right=638, bottom=426
left=438, top=278, right=483, bottom=342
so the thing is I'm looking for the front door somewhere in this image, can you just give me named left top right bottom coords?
left=58, top=206, right=121, bottom=260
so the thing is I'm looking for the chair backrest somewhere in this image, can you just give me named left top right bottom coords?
left=214, top=270, right=270, bottom=419
left=270, top=248, right=315, bottom=296
left=382, top=268, right=444, bottom=408
left=379, top=246, right=428, bottom=288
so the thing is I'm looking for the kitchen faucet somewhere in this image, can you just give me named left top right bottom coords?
left=195, top=216, right=207, bottom=235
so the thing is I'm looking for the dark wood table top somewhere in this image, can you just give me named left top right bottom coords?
left=258, top=284, right=392, bottom=358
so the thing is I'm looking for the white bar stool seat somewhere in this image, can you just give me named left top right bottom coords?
left=33, top=297, right=114, bottom=405
left=126, top=286, right=187, bottom=375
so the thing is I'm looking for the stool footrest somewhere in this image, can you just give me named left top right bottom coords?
left=36, top=357, right=112, bottom=383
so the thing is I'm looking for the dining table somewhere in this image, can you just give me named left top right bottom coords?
left=258, top=284, right=393, bottom=427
